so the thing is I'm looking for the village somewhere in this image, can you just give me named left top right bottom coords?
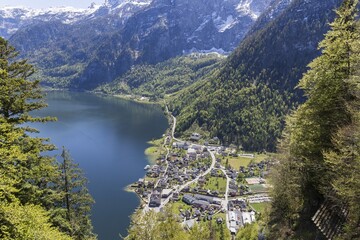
left=129, top=114, right=273, bottom=236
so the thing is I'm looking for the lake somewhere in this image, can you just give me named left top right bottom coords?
left=31, top=91, right=168, bottom=239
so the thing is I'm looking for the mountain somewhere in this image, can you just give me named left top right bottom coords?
left=168, top=0, right=343, bottom=152
left=95, top=53, right=224, bottom=99
left=7, top=0, right=273, bottom=89
left=0, top=5, right=100, bottom=39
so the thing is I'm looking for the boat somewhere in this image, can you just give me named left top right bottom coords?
left=144, top=165, right=150, bottom=170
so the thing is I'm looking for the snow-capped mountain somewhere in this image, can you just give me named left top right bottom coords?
left=8, top=0, right=276, bottom=89
left=0, top=5, right=99, bottom=38
left=0, top=0, right=153, bottom=39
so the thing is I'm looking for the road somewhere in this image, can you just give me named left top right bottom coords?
left=144, top=105, right=230, bottom=232
left=220, top=167, right=231, bottom=230
left=177, top=149, right=216, bottom=193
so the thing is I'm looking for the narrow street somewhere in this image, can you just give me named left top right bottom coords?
left=144, top=105, right=231, bottom=233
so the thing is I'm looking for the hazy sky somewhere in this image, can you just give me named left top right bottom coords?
left=0, top=0, right=104, bottom=8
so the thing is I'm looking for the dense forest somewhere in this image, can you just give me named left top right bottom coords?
left=268, top=0, right=360, bottom=238
left=95, top=53, right=224, bottom=100
left=0, top=38, right=95, bottom=239
left=169, top=0, right=343, bottom=152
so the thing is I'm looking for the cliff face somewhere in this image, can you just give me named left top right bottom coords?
left=7, top=0, right=272, bottom=89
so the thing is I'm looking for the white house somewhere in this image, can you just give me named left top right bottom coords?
left=187, top=148, right=197, bottom=159
left=242, top=211, right=256, bottom=225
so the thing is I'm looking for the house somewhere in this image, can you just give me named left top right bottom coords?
left=190, top=133, right=201, bottom=141
left=187, top=148, right=197, bottom=159
left=149, top=193, right=161, bottom=207
left=229, top=190, right=237, bottom=197
left=242, top=211, right=256, bottom=225
left=161, top=189, right=173, bottom=198
left=182, top=194, right=196, bottom=205
left=172, top=192, right=179, bottom=201
left=173, top=141, right=189, bottom=149
left=147, top=181, right=155, bottom=188
left=158, top=178, right=168, bottom=188
left=193, top=200, right=209, bottom=210
left=198, top=177, right=206, bottom=185
left=192, top=144, right=203, bottom=151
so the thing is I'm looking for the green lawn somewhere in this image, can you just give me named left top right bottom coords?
left=221, top=156, right=252, bottom=169
left=147, top=138, right=164, bottom=146
left=203, top=176, right=227, bottom=193
left=169, top=201, right=192, bottom=215
left=252, top=153, right=269, bottom=163
left=144, top=138, right=166, bottom=163
left=220, top=153, right=270, bottom=170
left=249, top=184, right=268, bottom=193
left=250, top=202, right=270, bottom=213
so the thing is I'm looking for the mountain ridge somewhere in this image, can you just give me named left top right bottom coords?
left=6, top=0, right=273, bottom=89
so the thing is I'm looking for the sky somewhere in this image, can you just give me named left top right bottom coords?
left=0, top=0, right=104, bottom=9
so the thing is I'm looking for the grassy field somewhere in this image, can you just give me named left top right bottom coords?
left=203, top=176, right=227, bottom=193
left=220, top=153, right=269, bottom=170
left=145, top=138, right=166, bottom=163
left=169, top=201, right=192, bottom=215
left=221, top=156, right=252, bottom=169
left=251, top=153, right=269, bottom=163
left=250, top=202, right=270, bottom=214
left=249, top=184, right=268, bottom=193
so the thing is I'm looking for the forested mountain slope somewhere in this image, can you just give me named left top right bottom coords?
left=95, top=53, right=224, bottom=99
left=169, top=0, right=343, bottom=152
left=269, top=0, right=360, bottom=238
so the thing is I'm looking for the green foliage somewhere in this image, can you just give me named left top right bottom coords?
left=0, top=38, right=96, bottom=239
left=169, top=0, right=342, bottom=152
left=324, top=20, right=360, bottom=238
left=96, top=53, right=223, bottom=100
left=235, top=223, right=259, bottom=240
left=126, top=209, right=230, bottom=240
left=0, top=202, right=72, bottom=240
left=54, top=148, right=96, bottom=240
left=170, top=79, right=290, bottom=151
left=268, top=1, right=360, bottom=238
left=188, top=222, right=211, bottom=240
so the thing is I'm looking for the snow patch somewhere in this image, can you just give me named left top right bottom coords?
left=236, top=0, right=259, bottom=20
left=0, top=5, right=101, bottom=24
left=215, top=15, right=237, bottom=33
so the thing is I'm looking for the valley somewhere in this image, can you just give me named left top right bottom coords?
left=0, top=0, right=359, bottom=239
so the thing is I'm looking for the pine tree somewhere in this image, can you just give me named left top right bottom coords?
left=268, top=0, right=360, bottom=238
left=0, top=37, right=73, bottom=239
left=56, top=148, right=96, bottom=240
left=0, top=38, right=51, bottom=125
left=0, top=37, right=58, bottom=206
left=324, top=49, right=360, bottom=238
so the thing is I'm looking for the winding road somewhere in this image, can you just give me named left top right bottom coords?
left=145, top=104, right=228, bottom=228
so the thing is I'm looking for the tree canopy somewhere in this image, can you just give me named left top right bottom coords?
left=0, top=37, right=96, bottom=239
left=268, top=0, right=360, bottom=238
